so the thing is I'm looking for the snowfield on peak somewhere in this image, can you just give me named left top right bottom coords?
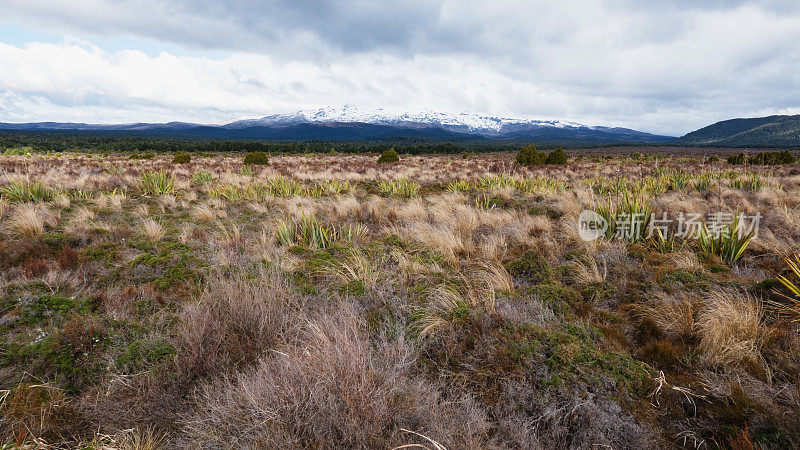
left=225, top=105, right=593, bottom=135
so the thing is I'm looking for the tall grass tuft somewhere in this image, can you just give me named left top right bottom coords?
left=0, top=179, right=54, bottom=203
left=322, top=179, right=351, bottom=195
left=772, top=252, right=800, bottom=321
left=139, top=171, right=175, bottom=196
left=730, top=172, right=764, bottom=192
left=592, top=190, right=654, bottom=242
left=266, top=176, right=305, bottom=197
left=378, top=179, right=420, bottom=198
left=697, top=214, right=754, bottom=264
left=447, top=179, right=472, bottom=193
left=276, top=211, right=366, bottom=249
left=192, top=169, right=215, bottom=185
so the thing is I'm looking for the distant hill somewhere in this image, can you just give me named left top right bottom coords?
left=0, top=106, right=674, bottom=144
left=676, top=114, right=800, bottom=147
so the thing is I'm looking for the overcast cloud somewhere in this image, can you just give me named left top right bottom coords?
left=1, top=0, right=799, bottom=135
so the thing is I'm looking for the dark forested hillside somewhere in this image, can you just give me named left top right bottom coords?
left=676, top=114, right=800, bottom=147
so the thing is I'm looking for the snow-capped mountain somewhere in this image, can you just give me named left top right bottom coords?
left=225, top=105, right=592, bottom=136
left=0, top=106, right=674, bottom=143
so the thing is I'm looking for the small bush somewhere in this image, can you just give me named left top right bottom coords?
left=243, top=151, right=270, bottom=165
left=544, top=147, right=568, bottom=165
left=377, top=148, right=400, bottom=164
left=728, top=150, right=795, bottom=165
left=516, top=144, right=545, bottom=166
left=172, top=153, right=191, bottom=164
left=129, top=153, right=154, bottom=160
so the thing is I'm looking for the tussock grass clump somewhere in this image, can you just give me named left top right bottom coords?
left=243, top=151, right=270, bottom=165
left=6, top=203, right=53, bottom=238
left=378, top=179, right=420, bottom=198
left=178, top=266, right=304, bottom=378
left=184, top=304, right=489, bottom=448
left=139, top=170, right=175, bottom=196
left=698, top=290, right=766, bottom=370
left=141, top=218, right=165, bottom=242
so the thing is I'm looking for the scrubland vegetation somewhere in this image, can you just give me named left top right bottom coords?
left=1, top=149, right=800, bottom=448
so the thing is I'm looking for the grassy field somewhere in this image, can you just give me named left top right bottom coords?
left=1, top=151, right=799, bottom=448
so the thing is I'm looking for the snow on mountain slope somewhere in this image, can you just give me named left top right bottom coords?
left=225, top=105, right=591, bottom=135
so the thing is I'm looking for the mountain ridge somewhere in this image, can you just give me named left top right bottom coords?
left=0, top=106, right=674, bottom=143
left=675, top=114, right=800, bottom=147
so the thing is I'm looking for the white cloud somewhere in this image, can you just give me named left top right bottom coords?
left=1, top=1, right=800, bottom=135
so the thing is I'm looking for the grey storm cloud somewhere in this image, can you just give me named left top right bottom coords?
left=1, top=0, right=800, bottom=134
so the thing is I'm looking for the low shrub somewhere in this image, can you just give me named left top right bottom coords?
left=544, top=147, right=568, bottom=165
left=172, top=153, right=191, bottom=164
left=517, top=144, right=568, bottom=166
left=516, top=144, right=545, bottom=166
left=129, top=153, right=154, bottom=160
left=377, top=148, right=399, bottom=164
left=243, top=151, right=270, bottom=165
left=728, top=150, right=795, bottom=165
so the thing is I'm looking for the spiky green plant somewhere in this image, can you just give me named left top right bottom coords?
left=0, top=179, right=54, bottom=203
left=593, top=198, right=617, bottom=240
left=323, top=180, right=351, bottom=195
left=616, top=191, right=654, bottom=242
left=276, top=211, right=366, bottom=249
left=474, top=192, right=497, bottom=210
left=70, top=189, right=94, bottom=200
left=697, top=214, right=754, bottom=264
left=338, top=223, right=368, bottom=242
left=266, top=176, right=305, bottom=197
left=139, top=171, right=174, bottom=196
left=670, top=170, right=691, bottom=190
left=592, top=190, right=653, bottom=242
left=447, top=179, right=472, bottom=193
left=649, top=228, right=684, bottom=253
left=192, top=169, right=214, bottom=185
left=209, top=185, right=249, bottom=202
left=692, top=172, right=714, bottom=192
left=773, top=252, right=800, bottom=321
left=378, top=179, right=420, bottom=198
left=517, top=177, right=569, bottom=194
left=730, top=172, right=764, bottom=192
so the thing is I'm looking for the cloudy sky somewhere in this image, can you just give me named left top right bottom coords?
left=1, top=0, right=799, bottom=135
